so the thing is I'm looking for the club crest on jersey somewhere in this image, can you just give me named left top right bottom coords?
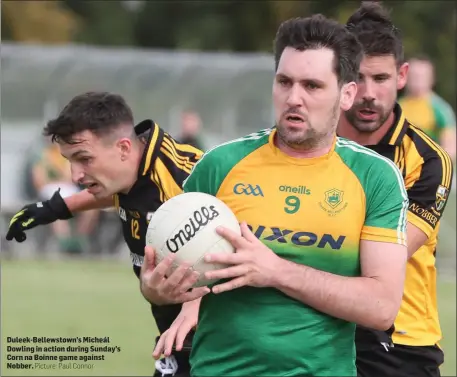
left=435, top=185, right=449, bottom=211
left=118, top=207, right=127, bottom=221
left=325, top=189, right=343, bottom=208
left=319, top=188, right=348, bottom=216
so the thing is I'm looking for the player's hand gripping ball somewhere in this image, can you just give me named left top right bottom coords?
left=146, top=192, right=241, bottom=287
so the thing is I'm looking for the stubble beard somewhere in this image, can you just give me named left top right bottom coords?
left=277, top=100, right=340, bottom=151
left=344, top=102, right=394, bottom=134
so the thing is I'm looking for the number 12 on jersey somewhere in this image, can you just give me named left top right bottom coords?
left=131, top=219, right=140, bottom=239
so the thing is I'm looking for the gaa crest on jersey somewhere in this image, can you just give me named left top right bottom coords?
left=319, top=188, right=348, bottom=216
left=233, top=183, right=264, bottom=197
left=435, top=185, right=449, bottom=211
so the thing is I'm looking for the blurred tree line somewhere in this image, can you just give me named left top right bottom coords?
left=2, top=0, right=455, bottom=109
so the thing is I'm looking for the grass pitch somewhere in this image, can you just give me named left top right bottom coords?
left=1, top=258, right=455, bottom=376
left=1, top=259, right=157, bottom=376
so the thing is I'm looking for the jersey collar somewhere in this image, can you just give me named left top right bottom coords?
left=135, top=119, right=164, bottom=178
left=378, top=103, right=409, bottom=146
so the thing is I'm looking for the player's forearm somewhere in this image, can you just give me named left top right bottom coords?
left=271, top=258, right=400, bottom=330
left=181, top=297, right=202, bottom=329
left=406, top=222, right=428, bottom=259
left=64, top=190, right=113, bottom=213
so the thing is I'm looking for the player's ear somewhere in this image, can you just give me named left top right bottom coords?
left=117, top=138, right=132, bottom=160
left=340, top=81, right=357, bottom=112
left=397, top=62, right=408, bottom=91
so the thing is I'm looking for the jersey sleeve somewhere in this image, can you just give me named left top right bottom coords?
left=361, top=161, right=409, bottom=246
left=406, top=152, right=453, bottom=237
left=154, top=135, right=203, bottom=201
left=432, top=94, right=456, bottom=130
left=182, top=150, right=220, bottom=196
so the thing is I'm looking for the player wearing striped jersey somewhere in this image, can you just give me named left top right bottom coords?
left=5, top=92, right=206, bottom=377
left=147, top=15, right=408, bottom=377
left=339, top=3, right=453, bottom=377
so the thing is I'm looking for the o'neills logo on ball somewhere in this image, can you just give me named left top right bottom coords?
left=166, top=205, right=220, bottom=253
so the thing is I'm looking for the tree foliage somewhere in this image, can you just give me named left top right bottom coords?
left=2, top=1, right=78, bottom=43
left=2, top=0, right=455, bottom=109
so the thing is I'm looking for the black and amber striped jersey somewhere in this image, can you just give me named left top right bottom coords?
left=356, top=104, right=453, bottom=347
left=113, top=119, right=202, bottom=334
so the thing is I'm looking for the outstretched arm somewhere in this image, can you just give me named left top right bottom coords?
left=64, top=189, right=113, bottom=212
left=6, top=189, right=113, bottom=243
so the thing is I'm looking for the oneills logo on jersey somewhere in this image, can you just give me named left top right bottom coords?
left=279, top=185, right=311, bottom=195
left=319, top=188, right=348, bottom=216
left=435, top=185, right=449, bottom=211
left=248, top=224, right=346, bottom=250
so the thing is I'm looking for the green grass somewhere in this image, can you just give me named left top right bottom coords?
left=438, top=280, right=456, bottom=377
left=435, top=189, right=456, bottom=377
left=1, top=258, right=456, bottom=376
left=437, top=190, right=456, bottom=272
left=1, top=259, right=157, bottom=376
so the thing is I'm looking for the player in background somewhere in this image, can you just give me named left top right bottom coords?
left=144, top=14, right=409, bottom=376
left=178, top=110, right=206, bottom=151
left=5, top=92, right=208, bottom=377
left=399, top=55, right=456, bottom=161
left=338, top=3, right=453, bottom=377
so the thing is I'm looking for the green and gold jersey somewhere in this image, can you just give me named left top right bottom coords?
left=183, top=128, right=408, bottom=376
left=399, top=92, right=456, bottom=142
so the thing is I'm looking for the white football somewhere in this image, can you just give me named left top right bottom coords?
left=146, top=192, right=241, bottom=287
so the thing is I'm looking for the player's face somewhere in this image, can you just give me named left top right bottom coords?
left=59, top=131, right=133, bottom=198
left=273, top=47, right=356, bottom=150
left=344, top=55, right=408, bottom=133
left=406, top=60, right=433, bottom=96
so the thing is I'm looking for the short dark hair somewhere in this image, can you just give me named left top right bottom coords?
left=273, top=14, right=363, bottom=84
left=346, top=1, right=404, bottom=66
left=43, top=91, right=134, bottom=144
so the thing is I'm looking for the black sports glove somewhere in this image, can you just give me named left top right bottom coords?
left=5, top=189, right=73, bottom=243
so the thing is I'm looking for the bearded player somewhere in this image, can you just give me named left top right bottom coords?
left=339, top=3, right=453, bottom=377
left=143, top=14, right=409, bottom=376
